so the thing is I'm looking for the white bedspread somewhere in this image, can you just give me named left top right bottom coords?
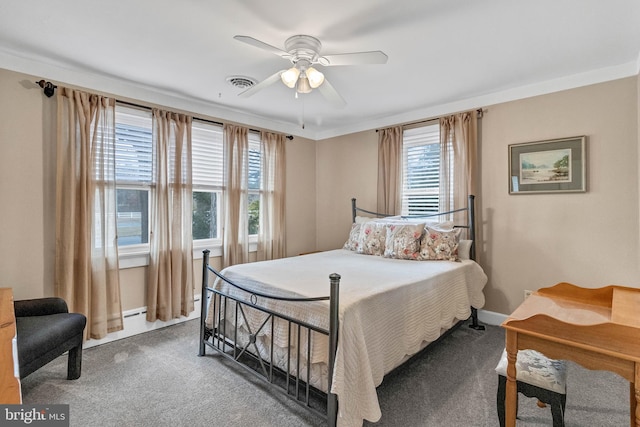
left=210, top=249, right=487, bottom=427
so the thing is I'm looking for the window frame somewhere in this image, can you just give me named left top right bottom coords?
left=112, top=105, right=266, bottom=267
left=247, top=131, right=262, bottom=239
left=191, top=119, right=225, bottom=258
left=114, top=105, right=153, bottom=267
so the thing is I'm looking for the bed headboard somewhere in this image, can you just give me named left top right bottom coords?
left=351, top=195, right=477, bottom=261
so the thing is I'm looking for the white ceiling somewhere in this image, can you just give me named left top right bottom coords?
left=1, top=0, right=639, bottom=140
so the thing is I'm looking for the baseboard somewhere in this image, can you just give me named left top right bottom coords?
left=477, top=308, right=508, bottom=326
left=84, top=294, right=202, bottom=349
left=83, top=301, right=506, bottom=349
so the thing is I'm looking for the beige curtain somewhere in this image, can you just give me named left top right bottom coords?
left=377, top=126, right=403, bottom=216
left=55, top=87, right=123, bottom=339
left=223, top=124, right=249, bottom=267
left=440, top=110, right=479, bottom=253
left=440, top=110, right=479, bottom=209
left=257, top=131, right=286, bottom=261
left=146, top=109, right=194, bottom=322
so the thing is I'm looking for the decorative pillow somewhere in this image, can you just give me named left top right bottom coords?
left=418, top=226, right=461, bottom=261
left=343, top=223, right=362, bottom=251
left=383, top=223, right=425, bottom=260
left=357, top=222, right=388, bottom=256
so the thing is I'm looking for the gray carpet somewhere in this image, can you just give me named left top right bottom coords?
left=20, top=319, right=629, bottom=426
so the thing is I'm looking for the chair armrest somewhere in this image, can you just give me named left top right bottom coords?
left=14, top=297, right=69, bottom=317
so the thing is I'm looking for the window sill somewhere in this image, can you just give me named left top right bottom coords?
left=193, top=244, right=223, bottom=259
left=119, top=251, right=150, bottom=269
left=119, top=241, right=257, bottom=269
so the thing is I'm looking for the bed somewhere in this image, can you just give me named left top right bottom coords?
left=198, top=195, right=487, bottom=427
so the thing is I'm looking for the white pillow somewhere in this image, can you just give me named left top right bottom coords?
left=423, top=219, right=454, bottom=230
left=458, top=240, right=473, bottom=260
left=354, top=216, right=375, bottom=224
left=365, top=216, right=404, bottom=224
left=388, top=217, right=454, bottom=230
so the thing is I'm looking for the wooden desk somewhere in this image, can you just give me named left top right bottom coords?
left=0, top=288, right=21, bottom=403
left=502, top=282, right=640, bottom=427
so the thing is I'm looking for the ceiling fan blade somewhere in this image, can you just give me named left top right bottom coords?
left=238, top=70, right=285, bottom=98
left=318, top=78, right=346, bottom=108
left=233, top=35, right=291, bottom=59
left=320, top=51, right=388, bottom=66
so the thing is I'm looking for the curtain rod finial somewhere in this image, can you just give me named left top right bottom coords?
left=36, top=79, right=57, bottom=97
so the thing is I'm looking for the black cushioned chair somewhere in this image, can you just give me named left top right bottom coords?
left=14, top=297, right=87, bottom=380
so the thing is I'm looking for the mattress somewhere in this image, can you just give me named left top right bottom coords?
left=206, top=249, right=487, bottom=427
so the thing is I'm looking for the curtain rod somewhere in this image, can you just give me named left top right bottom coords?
left=117, top=100, right=294, bottom=140
left=36, top=82, right=294, bottom=140
left=375, top=108, right=485, bottom=132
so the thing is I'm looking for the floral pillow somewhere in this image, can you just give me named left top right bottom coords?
left=357, top=222, right=387, bottom=256
left=343, top=223, right=362, bottom=251
left=418, top=226, right=461, bottom=261
left=383, top=223, right=425, bottom=260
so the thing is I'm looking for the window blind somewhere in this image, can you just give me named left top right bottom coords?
left=248, top=131, right=261, bottom=191
left=402, top=124, right=440, bottom=215
left=115, top=106, right=153, bottom=185
left=192, top=121, right=224, bottom=189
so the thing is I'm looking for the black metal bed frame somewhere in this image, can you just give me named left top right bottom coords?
left=198, top=252, right=339, bottom=424
left=198, top=194, right=483, bottom=426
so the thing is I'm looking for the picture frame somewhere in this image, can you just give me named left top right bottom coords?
left=509, top=136, right=586, bottom=194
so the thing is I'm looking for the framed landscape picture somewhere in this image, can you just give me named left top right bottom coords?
left=509, top=136, right=586, bottom=194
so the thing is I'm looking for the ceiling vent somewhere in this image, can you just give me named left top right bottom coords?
left=226, top=76, right=257, bottom=90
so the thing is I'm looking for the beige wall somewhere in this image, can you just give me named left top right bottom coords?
left=0, top=67, right=317, bottom=309
left=0, top=69, right=56, bottom=299
left=285, top=135, right=317, bottom=256
left=481, top=77, right=639, bottom=314
left=315, top=77, right=640, bottom=315
left=2, top=65, right=639, bottom=317
left=315, top=131, right=378, bottom=251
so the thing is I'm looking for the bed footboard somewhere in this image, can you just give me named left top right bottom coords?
left=198, top=250, right=340, bottom=426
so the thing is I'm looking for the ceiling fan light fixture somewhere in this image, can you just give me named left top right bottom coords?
left=233, top=34, right=386, bottom=106
left=306, top=67, right=324, bottom=89
left=296, top=75, right=312, bottom=94
left=281, top=67, right=300, bottom=88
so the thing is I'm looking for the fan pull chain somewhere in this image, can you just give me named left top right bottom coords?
left=301, top=94, right=305, bottom=129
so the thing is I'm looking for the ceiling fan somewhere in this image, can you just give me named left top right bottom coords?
left=233, top=35, right=388, bottom=107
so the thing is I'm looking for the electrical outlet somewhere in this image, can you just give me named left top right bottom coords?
left=524, top=289, right=534, bottom=300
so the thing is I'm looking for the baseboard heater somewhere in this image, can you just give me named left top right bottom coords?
left=84, top=295, right=202, bottom=349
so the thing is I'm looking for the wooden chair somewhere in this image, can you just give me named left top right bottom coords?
left=495, top=349, right=567, bottom=427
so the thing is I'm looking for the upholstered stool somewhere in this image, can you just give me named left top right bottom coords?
left=495, top=349, right=567, bottom=427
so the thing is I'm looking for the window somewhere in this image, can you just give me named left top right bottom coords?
left=113, top=105, right=264, bottom=263
left=192, top=121, right=224, bottom=243
left=401, top=123, right=443, bottom=215
left=114, top=105, right=153, bottom=247
left=247, top=131, right=261, bottom=236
